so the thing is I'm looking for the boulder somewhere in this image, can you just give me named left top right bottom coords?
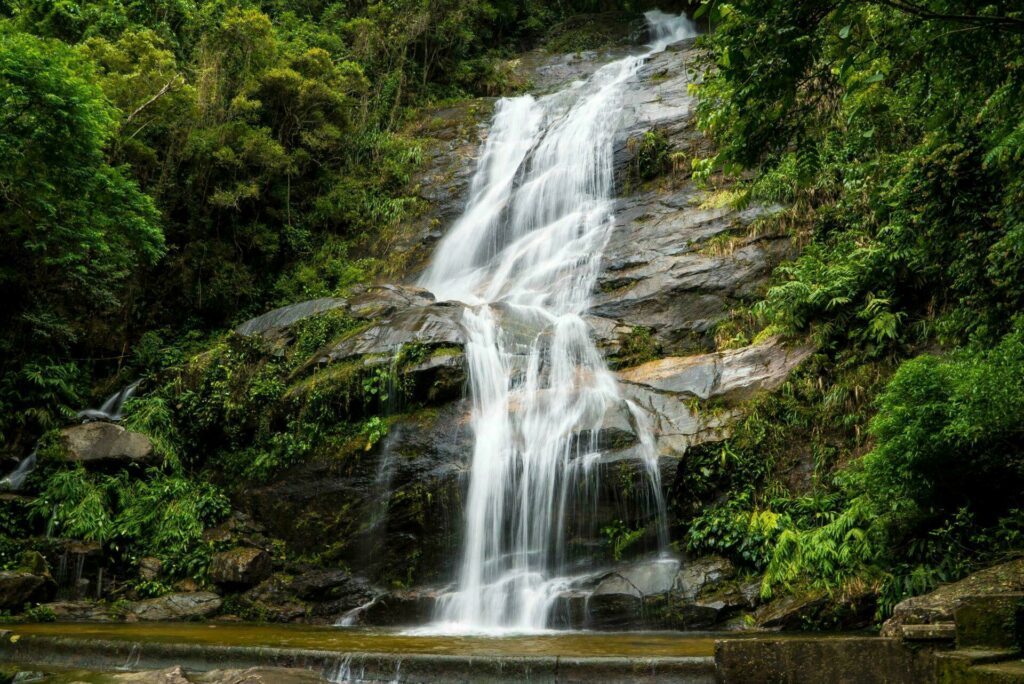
left=570, top=557, right=744, bottom=630
left=314, top=301, right=464, bottom=363
left=347, top=285, right=435, bottom=320
left=40, top=600, right=118, bottom=622
left=616, top=339, right=813, bottom=458
left=881, top=558, right=1024, bottom=637
left=59, top=423, right=156, bottom=468
left=0, top=571, right=52, bottom=609
left=236, top=574, right=309, bottom=623
left=209, top=547, right=272, bottom=588
left=130, top=591, right=222, bottom=621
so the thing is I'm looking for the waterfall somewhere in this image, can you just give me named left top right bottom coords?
left=418, top=11, right=699, bottom=633
left=77, top=379, right=141, bottom=423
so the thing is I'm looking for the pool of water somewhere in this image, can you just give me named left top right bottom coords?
left=10, top=622, right=724, bottom=658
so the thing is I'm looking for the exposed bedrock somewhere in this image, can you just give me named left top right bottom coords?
left=223, top=38, right=812, bottom=629
left=597, top=41, right=795, bottom=354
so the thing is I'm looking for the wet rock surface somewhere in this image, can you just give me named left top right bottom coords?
left=551, top=556, right=758, bottom=630
left=238, top=400, right=469, bottom=588
left=597, top=42, right=794, bottom=353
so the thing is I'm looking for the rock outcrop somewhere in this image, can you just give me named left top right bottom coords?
left=594, top=41, right=794, bottom=354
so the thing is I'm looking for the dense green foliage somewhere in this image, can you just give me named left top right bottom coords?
left=687, top=0, right=1024, bottom=614
left=1, top=0, right=682, bottom=587
left=0, top=0, right=670, bottom=458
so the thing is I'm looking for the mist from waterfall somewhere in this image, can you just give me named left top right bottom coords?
left=418, top=10, right=699, bottom=633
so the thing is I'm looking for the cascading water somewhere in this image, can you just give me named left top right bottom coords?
left=418, top=11, right=699, bottom=633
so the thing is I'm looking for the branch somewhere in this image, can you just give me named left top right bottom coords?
left=870, top=0, right=1024, bottom=32
left=123, top=76, right=184, bottom=127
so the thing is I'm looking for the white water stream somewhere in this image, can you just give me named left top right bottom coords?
left=418, top=11, right=699, bottom=633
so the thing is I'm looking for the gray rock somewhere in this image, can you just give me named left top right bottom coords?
left=40, top=600, right=117, bottom=622
left=209, top=547, right=272, bottom=587
left=360, top=588, right=440, bottom=627
left=288, top=568, right=374, bottom=605
left=234, top=298, right=348, bottom=338
left=347, top=285, right=435, bottom=320
left=754, top=591, right=829, bottom=630
left=130, top=591, right=222, bottom=621
left=673, top=556, right=736, bottom=601
left=594, top=558, right=681, bottom=598
left=60, top=423, right=156, bottom=468
left=315, top=301, right=465, bottom=364
left=616, top=339, right=813, bottom=457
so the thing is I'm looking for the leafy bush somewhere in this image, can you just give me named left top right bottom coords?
left=30, top=467, right=229, bottom=579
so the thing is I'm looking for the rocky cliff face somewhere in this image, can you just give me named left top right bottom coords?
left=223, top=39, right=807, bottom=627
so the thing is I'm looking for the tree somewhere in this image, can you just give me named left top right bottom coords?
left=0, top=29, right=164, bottom=446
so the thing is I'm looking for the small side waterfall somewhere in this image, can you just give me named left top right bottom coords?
left=1, top=379, right=141, bottom=491
left=77, top=379, right=141, bottom=423
left=418, top=11, right=699, bottom=633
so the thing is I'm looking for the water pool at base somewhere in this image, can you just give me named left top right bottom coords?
left=7, top=622, right=734, bottom=657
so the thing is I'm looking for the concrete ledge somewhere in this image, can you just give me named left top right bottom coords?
left=0, top=632, right=715, bottom=683
left=715, top=636, right=938, bottom=684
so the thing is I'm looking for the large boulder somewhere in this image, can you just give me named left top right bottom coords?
left=209, top=547, right=272, bottom=588
left=314, top=301, right=464, bottom=364
left=288, top=567, right=375, bottom=605
left=59, top=423, right=156, bottom=468
left=0, top=571, right=52, bottom=610
left=130, top=592, right=222, bottom=621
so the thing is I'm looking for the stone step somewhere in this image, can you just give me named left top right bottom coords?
left=972, top=660, right=1024, bottom=683
left=936, top=648, right=1023, bottom=683
left=899, top=622, right=956, bottom=641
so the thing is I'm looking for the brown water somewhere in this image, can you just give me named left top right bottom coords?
left=11, top=622, right=721, bottom=657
